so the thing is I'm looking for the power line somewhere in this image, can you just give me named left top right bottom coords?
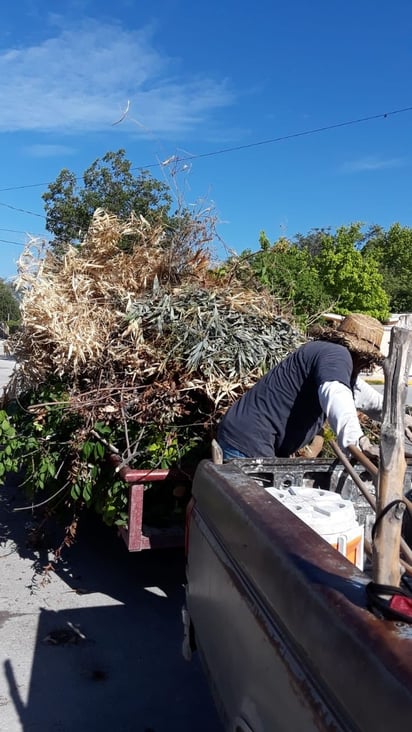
left=0, top=201, right=45, bottom=219
left=0, top=238, right=25, bottom=247
left=0, top=104, right=411, bottom=196
left=163, top=105, right=412, bottom=163
left=0, top=182, right=48, bottom=193
left=0, top=182, right=49, bottom=193
left=0, top=228, right=38, bottom=235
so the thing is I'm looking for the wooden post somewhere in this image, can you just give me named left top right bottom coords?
left=373, top=324, right=412, bottom=585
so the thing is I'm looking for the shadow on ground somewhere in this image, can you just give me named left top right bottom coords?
left=0, top=478, right=222, bottom=732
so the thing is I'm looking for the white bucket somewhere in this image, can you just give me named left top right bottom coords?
left=266, top=485, right=364, bottom=570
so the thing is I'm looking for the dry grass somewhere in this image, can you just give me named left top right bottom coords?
left=11, top=210, right=211, bottom=385
left=7, top=208, right=303, bottom=440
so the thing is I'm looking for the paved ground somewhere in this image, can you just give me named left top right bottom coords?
left=373, top=382, right=412, bottom=405
left=0, top=343, right=222, bottom=732
left=0, top=339, right=16, bottom=396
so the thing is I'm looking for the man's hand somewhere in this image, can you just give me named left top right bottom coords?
left=359, top=435, right=380, bottom=459
left=404, top=413, right=412, bottom=442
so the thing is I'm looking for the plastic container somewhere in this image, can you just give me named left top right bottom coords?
left=265, top=485, right=364, bottom=570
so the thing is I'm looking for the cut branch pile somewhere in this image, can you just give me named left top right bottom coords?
left=2, top=209, right=304, bottom=527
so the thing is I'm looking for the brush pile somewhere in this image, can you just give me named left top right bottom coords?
left=1, top=209, right=304, bottom=527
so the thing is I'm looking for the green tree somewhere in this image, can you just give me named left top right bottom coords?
left=294, top=227, right=331, bottom=257
left=234, top=232, right=330, bottom=326
left=315, top=223, right=390, bottom=320
left=256, top=233, right=329, bottom=315
left=0, top=279, right=20, bottom=322
left=234, top=223, right=390, bottom=325
left=42, top=149, right=175, bottom=253
left=362, top=223, right=412, bottom=312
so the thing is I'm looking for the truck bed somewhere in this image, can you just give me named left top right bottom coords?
left=185, top=458, right=412, bottom=732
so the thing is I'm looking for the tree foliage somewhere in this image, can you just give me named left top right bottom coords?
left=245, top=232, right=329, bottom=322
left=42, top=149, right=175, bottom=253
left=362, top=223, right=412, bottom=312
left=234, top=223, right=391, bottom=325
left=314, top=223, right=390, bottom=320
left=0, top=279, right=20, bottom=322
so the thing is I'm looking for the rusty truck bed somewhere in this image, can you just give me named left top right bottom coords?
left=185, top=458, right=412, bottom=731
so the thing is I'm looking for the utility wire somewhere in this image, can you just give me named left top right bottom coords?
left=0, top=238, right=25, bottom=246
left=0, top=228, right=32, bottom=234
left=0, top=104, right=411, bottom=197
left=155, top=105, right=412, bottom=165
left=0, top=200, right=45, bottom=218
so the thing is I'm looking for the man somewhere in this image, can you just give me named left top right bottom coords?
left=217, top=313, right=412, bottom=461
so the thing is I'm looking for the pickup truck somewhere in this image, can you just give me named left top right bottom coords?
left=183, top=456, right=412, bottom=732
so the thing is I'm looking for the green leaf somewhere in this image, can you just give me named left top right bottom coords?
left=95, top=441, right=105, bottom=459
left=71, top=484, right=81, bottom=500
left=47, top=462, right=56, bottom=477
left=83, top=483, right=92, bottom=503
left=82, top=441, right=93, bottom=459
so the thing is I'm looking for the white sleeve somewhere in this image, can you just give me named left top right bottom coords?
left=353, top=376, right=383, bottom=421
left=318, top=381, right=363, bottom=449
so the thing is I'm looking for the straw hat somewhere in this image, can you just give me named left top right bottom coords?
left=315, top=313, right=384, bottom=363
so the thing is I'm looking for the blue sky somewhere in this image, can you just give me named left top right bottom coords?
left=0, top=0, right=411, bottom=279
